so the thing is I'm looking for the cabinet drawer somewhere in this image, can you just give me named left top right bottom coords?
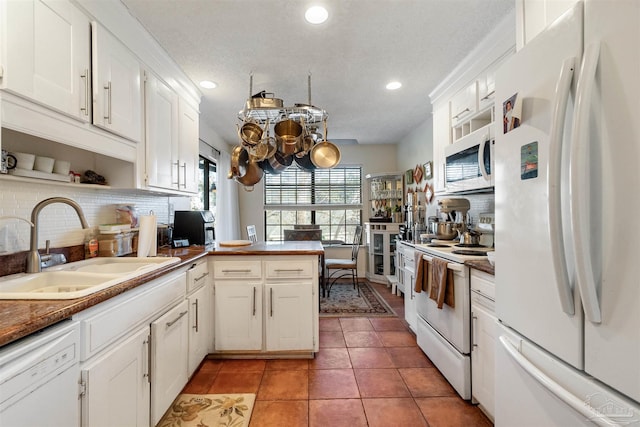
left=186, top=259, right=209, bottom=294
left=470, top=269, right=495, bottom=300
left=265, top=260, right=314, bottom=279
left=213, top=260, right=261, bottom=279
left=75, top=271, right=186, bottom=361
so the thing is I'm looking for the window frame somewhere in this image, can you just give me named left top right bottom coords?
left=263, top=164, right=363, bottom=242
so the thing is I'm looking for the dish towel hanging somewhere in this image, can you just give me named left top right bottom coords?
left=414, top=251, right=430, bottom=293
left=430, top=258, right=455, bottom=309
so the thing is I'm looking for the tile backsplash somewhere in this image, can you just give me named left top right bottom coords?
left=0, top=180, right=190, bottom=254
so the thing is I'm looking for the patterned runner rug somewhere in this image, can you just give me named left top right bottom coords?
left=320, top=281, right=396, bottom=317
left=157, top=393, right=255, bottom=427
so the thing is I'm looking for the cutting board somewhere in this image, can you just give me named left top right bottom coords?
left=218, top=240, right=252, bottom=247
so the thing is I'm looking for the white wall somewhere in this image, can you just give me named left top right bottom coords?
left=396, top=117, right=434, bottom=175
left=237, top=144, right=398, bottom=240
left=0, top=180, right=181, bottom=253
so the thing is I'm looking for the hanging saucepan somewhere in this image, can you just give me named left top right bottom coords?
left=261, top=151, right=293, bottom=174
left=295, top=152, right=317, bottom=171
left=228, top=145, right=263, bottom=190
left=274, top=119, right=302, bottom=155
left=248, top=119, right=272, bottom=162
left=310, top=119, right=341, bottom=168
left=239, top=120, right=263, bottom=148
left=295, top=116, right=314, bottom=159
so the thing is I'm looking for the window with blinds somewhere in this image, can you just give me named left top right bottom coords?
left=264, top=165, right=362, bottom=242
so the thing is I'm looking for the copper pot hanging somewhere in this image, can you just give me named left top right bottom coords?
left=310, top=119, right=341, bottom=168
left=274, top=119, right=302, bottom=155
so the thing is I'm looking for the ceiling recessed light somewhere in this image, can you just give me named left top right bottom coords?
left=199, top=80, right=218, bottom=89
left=386, top=81, right=402, bottom=90
left=305, top=6, right=328, bottom=24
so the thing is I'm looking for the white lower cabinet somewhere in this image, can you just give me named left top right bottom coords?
left=80, top=326, right=150, bottom=427
left=212, top=255, right=319, bottom=355
left=470, top=269, right=496, bottom=421
left=76, top=269, right=188, bottom=427
left=214, top=281, right=263, bottom=351
left=402, top=246, right=417, bottom=333
left=187, top=259, right=213, bottom=376
left=265, top=282, right=313, bottom=351
left=188, top=281, right=213, bottom=375
left=151, top=299, right=190, bottom=426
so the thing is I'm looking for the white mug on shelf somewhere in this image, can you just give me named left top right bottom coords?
left=34, top=156, right=55, bottom=173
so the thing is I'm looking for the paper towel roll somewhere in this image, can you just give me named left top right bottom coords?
left=137, top=214, right=157, bottom=257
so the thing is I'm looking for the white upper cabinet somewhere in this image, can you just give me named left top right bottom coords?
left=450, top=81, right=477, bottom=126
left=432, top=101, right=450, bottom=193
left=177, top=98, right=199, bottom=193
left=0, top=0, right=91, bottom=122
left=145, top=71, right=179, bottom=190
left=517, top=0, right=579, bottom=49
left=91, top=21, right=142, bottom=143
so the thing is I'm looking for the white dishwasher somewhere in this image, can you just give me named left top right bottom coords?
left=0, top=320, right=80, bottom=427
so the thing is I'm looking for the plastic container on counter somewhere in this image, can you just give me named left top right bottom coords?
left=97, top=231, right=136, bottom=257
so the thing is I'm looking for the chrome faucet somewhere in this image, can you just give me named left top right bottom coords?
left=27, top=197, right=90, bottom=273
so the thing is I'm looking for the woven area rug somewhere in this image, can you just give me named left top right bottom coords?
left=320, top=281, right=396, bottom=317
left=157, top=393, right=255, bottom=427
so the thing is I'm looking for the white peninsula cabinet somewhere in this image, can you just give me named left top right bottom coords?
left=0, top=0, right=91, bottom=122
left=91, top=21, right=142, bottom=143
left=212, top=254, right=319, bottom=356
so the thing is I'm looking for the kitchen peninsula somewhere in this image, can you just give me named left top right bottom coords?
left=209, top=240, right=323, bottom=357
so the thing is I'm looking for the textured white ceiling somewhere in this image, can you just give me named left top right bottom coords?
left=121, top=0, right=515, bottom=146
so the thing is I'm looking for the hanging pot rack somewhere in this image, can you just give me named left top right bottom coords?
left=238, top=74, right=328, bottom=125
left=230, top=73, right=339, bottom=190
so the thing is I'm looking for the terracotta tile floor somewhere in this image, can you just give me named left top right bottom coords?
left=182, top=281, right=492, bottom=427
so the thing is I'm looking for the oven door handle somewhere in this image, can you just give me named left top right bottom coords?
left=421, top=254, right=464, bottom=272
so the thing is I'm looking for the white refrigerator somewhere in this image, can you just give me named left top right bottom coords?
left=494, top=0, right=640, bottom=425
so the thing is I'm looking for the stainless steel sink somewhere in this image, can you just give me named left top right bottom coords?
left=0, top=257, right=181, bottom=300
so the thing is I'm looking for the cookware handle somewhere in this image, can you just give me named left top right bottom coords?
left=570, top=42, right=602, bottom=323
left=499, top=335, right=618, bottom=424
left=547, top=56, right=576, bottom=316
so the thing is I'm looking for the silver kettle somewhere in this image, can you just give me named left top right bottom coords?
left=458, top=229, right=481, bottom=245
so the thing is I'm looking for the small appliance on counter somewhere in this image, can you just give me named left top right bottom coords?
left=173, top=210, right=215, bottom=246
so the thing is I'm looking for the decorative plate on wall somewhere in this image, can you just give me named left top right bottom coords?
left=425, top=182, right=434, bottom=204
left=413, top=164, right=423, bottom=184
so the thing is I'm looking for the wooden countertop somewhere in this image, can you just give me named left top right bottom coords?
left=210, top=240, right=324, bottom=256
left=465, top=259, right=495, bottom=275
left=0, top=247, right=207, bottom=348
left=0, top=242, right=325, bottom=348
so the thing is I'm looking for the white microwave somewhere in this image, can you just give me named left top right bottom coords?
left=444, top=131, right=494, bottom=193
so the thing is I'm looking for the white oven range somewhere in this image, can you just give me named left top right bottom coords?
left=413, top=240, right=492, bottom=400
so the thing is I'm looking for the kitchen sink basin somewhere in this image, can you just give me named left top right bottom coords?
left=50, top=257, right=180, bottom=274
left=0, top=257, right=181, bottom=300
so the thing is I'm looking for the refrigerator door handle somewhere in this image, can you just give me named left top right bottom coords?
left=570, top=42, right=602, bottom=324
left=499, top=335, right=616, bottom=426
left=548, top=56, right=576, bottom=316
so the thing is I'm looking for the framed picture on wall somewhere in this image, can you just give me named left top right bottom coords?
left=424, top=161, right=433, bottom=180
left=405, top=169, right=413, bottom=184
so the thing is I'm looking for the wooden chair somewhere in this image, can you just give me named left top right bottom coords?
left=324, top=225, right=363, bottom=297
left=246, top=225, right=258, bottom=243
